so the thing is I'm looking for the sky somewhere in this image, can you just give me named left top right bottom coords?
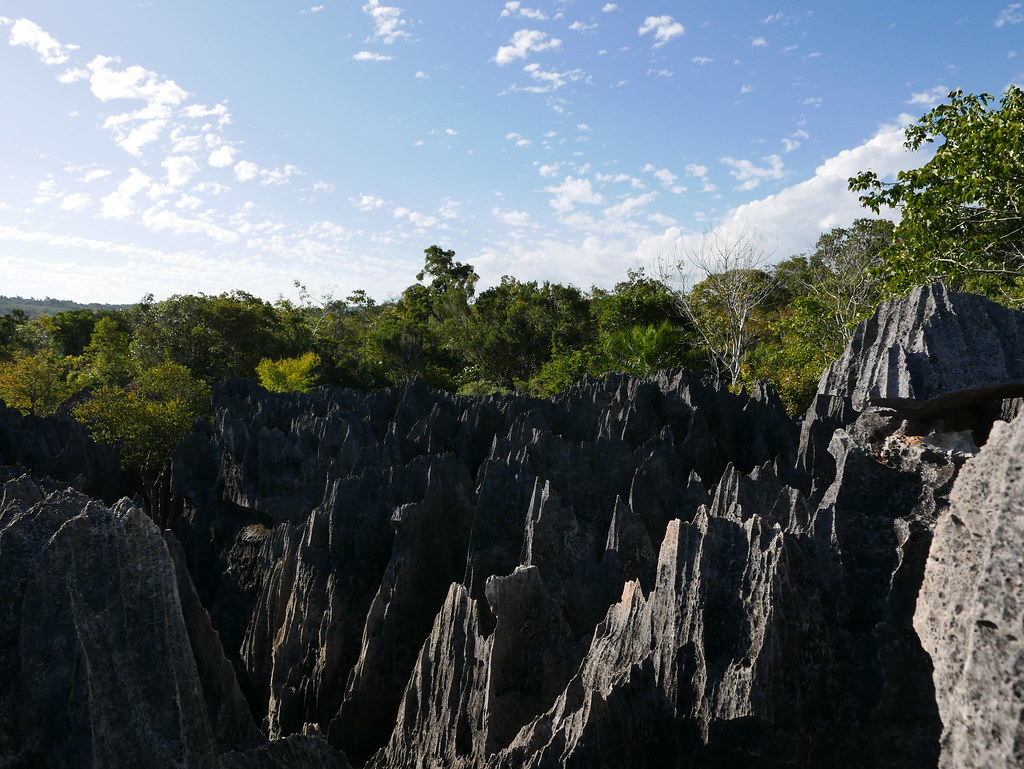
left=1, top=2, right=1022, bottom=306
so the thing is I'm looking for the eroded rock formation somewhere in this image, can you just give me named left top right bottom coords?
left=0, top=282, right=1021, bottom=768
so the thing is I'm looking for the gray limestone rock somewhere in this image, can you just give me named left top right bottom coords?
left=914, top=414, right=1024, bottom=769
left=818, top=282, right=1024, bottom=418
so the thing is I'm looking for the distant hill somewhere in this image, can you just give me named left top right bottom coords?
left=0, top=295, right=130, bottom=318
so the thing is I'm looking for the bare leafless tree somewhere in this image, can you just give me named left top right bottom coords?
left=659, top=227, right=777, bottom=386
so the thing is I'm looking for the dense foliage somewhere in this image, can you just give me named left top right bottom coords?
left=850, top=85, right=1024, bottom=300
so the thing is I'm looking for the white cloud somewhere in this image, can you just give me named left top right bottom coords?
left=569, top=21, right=598, bottom=32
left=642, top=118, right=922, bottom=265
left=306, top=5, right=324, bottom=13
left=141, top=207, right=239, bottom=243
left=208, top=145, right=237, bottom=167
left=493, top=207, right=535, bottom=227
left=803, top=96, right=823, bottom=107
left=642, top=163, right=685, bottom=193
left=638, top=16, right=684, bottom=48
left=33, top=178, right=58, bottom=205
left=752, top=36, right=768, bottom=47
left=506, top=132, right=532, bottom=146
left=100, top=168, right=152, bottom=219
left=86, top=55, right=188, bottom=105
left=58, top=193, right=89, bottom=212
left=57, top=67, right=88, bottom=84
left=720, top=154, right=785, bottom=191
left=258, top=164, right=301, bottom=185
left=740, top=84, right=754, bottom=94
left=352, top=193, right=386, bottom=211
left=685, top=164, right=709, bottom=177
left=444, top=128, right=458, bottom=135
left=185, top=102, right=231, bottom=127
left=761, top=12, right=785, bottom=24
left=119, top=119, right=168, bottom=156
left=81, top=168, right=112, bottom=183
left=782, top=138, right=801, bottom=152
left=512, top=61, right=585, bottom=92
left=363, top=0, right=409, bottom=43
left=603, top=191, right=657, bottom=220
left=312, top=181, right=334, bottom=192
left=191, top=181, right=231, bottom=195
left=162, top=155, right=200, bottom=187
left=175, top=194, right=202, bottom=210
left=692, top=56, right=713, bottom=65
left=545, top=176, right=604, bottom=214
left=415, top=70, right=428, bottom=78
left=7, top=18, right=78, bottom=65
left=393, top=206, right=439, bottom=228
left=907, top=85, right=949, bottom=106
left=494, top=29, right=561, bottom=66
left=501, top=2, right=547, bottom=20
left=234, top=160, right=260, bottom=182
left=351, top=51, right=394, bottom=61
left=538, top=163, right=561, bottom=177
left=996, top=3, right=1023, bottom=26
left=602, top=4, right=618, bottom=11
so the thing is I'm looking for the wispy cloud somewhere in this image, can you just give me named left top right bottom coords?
left=907, top=85, right=949, bottom=106
left=601, top=3, right=618, bottom=11
left=500, top=2, right=547, bottom=20
left=351, top=193, right=386, bottom=211
left=638, top=16, right=684, bottom=48
left=720, top=154, right=785, bottom=191
left=996, top=3, right=1023, bottom=26
left=494, top=29, right=561, bottom=66
left=642, top=164, right=685, bottom=193
left=351, top=50, right=394, bottom=61
left=362, top=0, right=409, bottom=43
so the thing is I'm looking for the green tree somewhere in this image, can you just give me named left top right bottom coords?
left=0, top=353, right=80, bottom=416
left=603, top=322, right=685, bottom=378
left=0, top=309, right=28, bottom=361
left=257, top=352, right=322, bottom=392
left=131, top=291, right=297, bottom=381
left=73, top=361, right=210, bottom=473
left=850, top=86, right=1024, bottom=297
left=81, top=315, right=134, bottom=385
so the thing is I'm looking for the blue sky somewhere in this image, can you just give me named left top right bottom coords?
left=1, top=2, right=1021, bottom=304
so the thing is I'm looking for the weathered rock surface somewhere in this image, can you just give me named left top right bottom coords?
left=914, top=414, right=1024, bottom=769
left=818, top=281, right=1024, bottom=418
left=1, top=282, right=1022, bottom=769
left=0, top=474, right=349, bottom=769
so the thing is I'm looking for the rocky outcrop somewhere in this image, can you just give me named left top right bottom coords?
left=1, top=282, right=1022, bottom=768
left=914, top=414, right=1024, bottom=769
left=170, top=370, right=796, bottom=766
left=0, top=399, right=121, bottom=503
left=818, top=282, right=1024, bottom=419
left=0, top=474, right=349, bottom=769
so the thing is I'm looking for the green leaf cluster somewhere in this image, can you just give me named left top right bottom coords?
left=73, top=362, right=211, bottom=473
left=849, top=85, right=1024, bottom=298
left=257, top=352, right=322, bottom=393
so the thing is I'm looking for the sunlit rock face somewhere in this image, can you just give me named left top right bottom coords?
left=1, top=282, right=1022, bottom=769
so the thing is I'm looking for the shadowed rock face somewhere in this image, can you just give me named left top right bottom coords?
left=0, top=283, right=1021, bottom=769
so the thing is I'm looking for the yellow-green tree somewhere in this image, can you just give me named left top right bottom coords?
left=256, top=352, right=321, bottom=392
left=0, top=353, right=80, bottom=416
left=73, top=362, right=210, bottom=473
